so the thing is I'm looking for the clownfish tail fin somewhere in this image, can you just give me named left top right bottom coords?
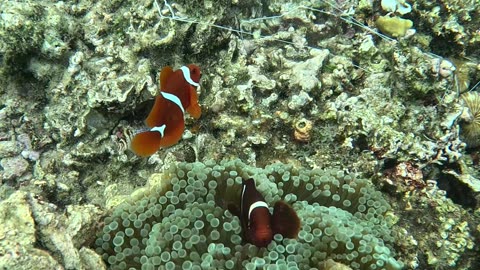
left=130, top=131, right=163, bottom=157
left=271, top=201, right=301, bottom=239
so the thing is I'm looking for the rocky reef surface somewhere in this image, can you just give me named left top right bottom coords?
left=0, top=0, right=479, bottom=269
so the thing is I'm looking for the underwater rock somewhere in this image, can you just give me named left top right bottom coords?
left=0, top=191, right=35, bottom=252
left=0, top=140, right=22, bottom=157
left=288, top=91, right=313, bottom=110
left=421, top=0, right=479, bottom=55
left=285, top=49, right=330, bottom=92
left=79, top=247, right=107, bottom=270
left=0, top=191, right=105, bottom=269
left=0, top=155, right=29, bottom=181
left=29, top=194, right=104, bottom=269
left=0, top=191, right=61, bottom=269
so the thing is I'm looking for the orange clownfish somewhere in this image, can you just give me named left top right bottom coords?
left=239, top=178, right=301, bottom=247
left=130, top=64, right=202, bottom=157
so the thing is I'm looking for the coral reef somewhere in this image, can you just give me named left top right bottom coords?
left=96, top=160, right=402, bottom=269
left=413, top=0, right=480, bottom=57
left=0, top=0, right=479, bottom=269
left=391, top=182, right=476, bottom=269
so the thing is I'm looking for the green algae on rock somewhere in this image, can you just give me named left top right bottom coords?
left=375, top=16, right=413, bottom=38
left=95, top=160, right=403, bottom=270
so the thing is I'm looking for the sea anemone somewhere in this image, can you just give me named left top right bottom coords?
left=95, top=159, right=403, bottom=270
left=460, top=92, right=480, bottom=148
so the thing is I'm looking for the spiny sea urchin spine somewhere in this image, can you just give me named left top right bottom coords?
left=460, top=92, right=480, bottom=148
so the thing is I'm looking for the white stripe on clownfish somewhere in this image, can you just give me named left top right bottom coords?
left=150, top=124, right=166, bottom=137
left=241, top=184, right=246, bottom=218
left=181, top=65, right=200, bottom=87
left=160, top=91, right=185, bottom=114
left=248, top=201, right=269, bottom=226
left=149, top=91, right=184, bottom=138
left=149, top=92, right=183, bottom=138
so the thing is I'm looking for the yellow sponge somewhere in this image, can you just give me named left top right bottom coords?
left=375, top=15, right=413, bottom=37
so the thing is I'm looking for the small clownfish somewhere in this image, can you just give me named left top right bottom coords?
left=239, top=178, right=301, bottom=247
left=130, top=64, right=202, bottom=157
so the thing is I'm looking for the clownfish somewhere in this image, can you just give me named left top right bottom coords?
left=130, top=64, right=202, bottom=157
left=238, top=178, right=301, bottom=247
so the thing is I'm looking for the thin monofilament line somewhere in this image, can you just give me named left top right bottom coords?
left=469, top=80, right=480, bottom=92
left=154, top=0, right=449, bottom=74
left=303, top=4, right=444, bottom=61
left=153, top=0, right=377, bottom=72
left=302, top=3, right=395, bottom=43
left=306, top=2, right=445, bottom=62
left=154, top=1, right=331, bottom=52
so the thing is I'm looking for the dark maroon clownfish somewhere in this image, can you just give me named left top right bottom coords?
left=239, top=178, right=301, bottom=247
left=240, top=178, right=273, bottom=247
left=130, top=64, right=202, bottom=157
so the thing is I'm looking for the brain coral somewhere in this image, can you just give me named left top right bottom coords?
left=95, top=159, right=403, bottom=270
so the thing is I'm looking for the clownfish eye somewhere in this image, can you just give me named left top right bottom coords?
left=189, top=66, right=201, bottom=80
left=193, top=68, right=201, bottom=78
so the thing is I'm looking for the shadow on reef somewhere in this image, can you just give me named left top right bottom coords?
left=436, top=163, right=477, bottom=209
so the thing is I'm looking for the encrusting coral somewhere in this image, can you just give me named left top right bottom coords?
left=95, top=160, right=403, bottom=270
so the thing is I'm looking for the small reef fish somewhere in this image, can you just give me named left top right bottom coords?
left=237, top=178, right=301, bottom=247
left=131, top=65, right=202, bottom=157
